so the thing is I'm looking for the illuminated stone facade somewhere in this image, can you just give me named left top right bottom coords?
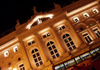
left=0, top=0, right=100, bottom=70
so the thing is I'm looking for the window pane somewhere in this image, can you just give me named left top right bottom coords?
left=66, top=34, right=69, bottom=37
left=87, top=36, right=92, bottom=42
left=70, top=41, right=74, bottom=45
left=36, top=63, right=39, bottom=67
left=33, top=54, right=36, bottom=58
left=52, top=45, right=56, bottom=49
left=38, top=57, right=41, bottom=61
left=31, top=50, right=34, bottom=54
left=54, top=49, right=58, bottom=53
left=62, top=26, right=65, bottom=29
left=64, top=39, right=68, bottom=43
left=72, top=45, right=76, bottom=49
left=63, top=35, right=66, bottom=39
left=67, top=43, right=70, bottom=47
left=47, top=33, right=50, bottom=36
left=50, top=51, right=54, bottom=55
left=23, top=67, right=25, bottom=70
left=52, top=55, right=56, bottom=59
left=28, top=42, right=31, bottom=46
left=48, top=47, right=52, bottom=50
left=36, top=53, right=40, bottom=56
left=47, top=42, right=50, bottom=46
left=32, top=41, right=35, bottom=44
left=56, top=53, right=60, bottom=57
left=58, top=28, right=62, bottom=31
left=19, top=64, right=24, bottom=67
left=69, top=47, right=72, bottom=51
left=40, top=61, right=43, bottom=65
left=35, top=49, right=38, bottom=52
left=43, top=35, right=46, bottom=38
left=50, top=41, right=54, bottom=44
left=85, top=37, right=89, bottom=43
left=68, top=37, right=72, bottom=41
left=34, top=59, right=38, bottom=62
left=55, top=64, right=65, bottom=70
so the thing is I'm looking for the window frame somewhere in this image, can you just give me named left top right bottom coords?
left=93, top=27, right=100, bottom=38
left=73, top=17, right=79, bottom=23
left=13, top=46, right=18, bottom=52
left=62, top=33, right=76, bottom=51
left=82, top=32, right=92, bottom=43
left=93, top=9, right=99, bottom=14
left=31, top=48, right=43, bottom=67
left=4, top=51, right=9, bottom=57
left=47, top=41, right=60, bottom=59
left=83, top=13, right=89, bottom=18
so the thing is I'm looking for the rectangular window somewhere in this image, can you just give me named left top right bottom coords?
left=83, top=33, right=92, bottom=43
left=90, top=47, right=100, bottom=56
left=93, top=9, right=99, bottom=14
left=80, top=52, right=91, bottom=61
left=64, top=59, right=76, bottom=68
left=19, top=64, right=25, bottom=70
left=75, top=56, right=82, bottom=64
left=55, top=64, right=65, bottom=70
left=93, top=28, right=100, bottom=38
left=73, top=17, right=79, bottom=23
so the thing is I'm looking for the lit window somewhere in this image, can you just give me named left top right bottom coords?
left=93, top=28, right=100, bottom=38
left=43, top=33, right=50, bottom=38
left=62, top=34, right=76, bottom=51
left=83, top=13, right=89, bottom=18
left=83, top=33, right=92, bottom=43
left=31, top=49, right=43, bottom=67
left=73, top=17, right=79, bottom=23
left=75, top=56, right=82, bottom=64
left=80, top=52, right=91, bottom=61
left=55, top=64, right=65, bottom=70
left=19, top=64, right=25, bottom=70
left=47, top=41, right=60, bottom=59
left=90, top=23, right=94, bottom=26
left=58, top=25, right=65, bottom=32
left=64, top=59, right=76, bottom=68
left=28, top=40, right=35, bottom=46
left=13, top=46, right=18, bottom=52
left=93, top=9, right=99, bottom=14
left=4, top=51, right=9, bottom=57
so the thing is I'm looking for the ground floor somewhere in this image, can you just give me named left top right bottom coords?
left=53, top=46, right=100, bottom=70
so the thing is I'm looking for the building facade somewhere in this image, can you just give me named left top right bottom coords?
left=0, top=0, right=100, bottom=70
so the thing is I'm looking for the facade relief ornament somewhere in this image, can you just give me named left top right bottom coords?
left=33, top=6, right=38, bottom=15
left=54, top=2, right=61, bottom=9
left=15, top=19, right=20, bottom=29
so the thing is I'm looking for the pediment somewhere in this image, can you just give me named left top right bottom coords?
left=26, top=13, right=54, bottom=29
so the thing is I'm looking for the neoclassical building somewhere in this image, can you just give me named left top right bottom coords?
left=0, top=0, right=100, bottom=70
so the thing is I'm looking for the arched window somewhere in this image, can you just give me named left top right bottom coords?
left=31, top=49, right=43, bottom=67
left=62, top=34, right=76, bottom=51
left=47, top=41, right=60, bottom=59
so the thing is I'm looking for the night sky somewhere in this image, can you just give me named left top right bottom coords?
left=0, top=0, right=78, bottom=34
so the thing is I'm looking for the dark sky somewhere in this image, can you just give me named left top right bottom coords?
left=0, top=0, right=78, bottom=34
